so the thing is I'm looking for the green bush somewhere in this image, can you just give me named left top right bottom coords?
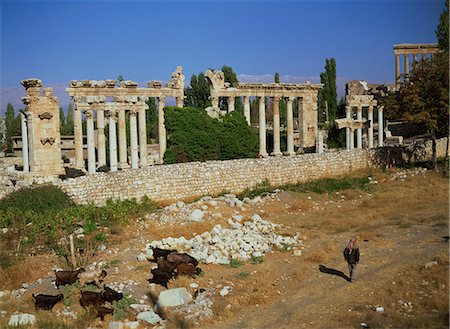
left=164, top=107, right=258, bottom=163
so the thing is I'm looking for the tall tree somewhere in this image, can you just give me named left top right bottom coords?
left=274, top=72, right=280, bottom=83
left=274, top=72, right=287, bottom=123
left=436, top=0, right=449, bottom=52
left=4, top=103, right=20, bottom=154
left=319, top=58, right=337, bottom=127
left=59, top=107, right=65, bottom=127
left=184, top=72, right=211, bottom=109
left=145, top=97, right=158, bottom=141
left=221, top=65, right=243, bottom=114
left=66, top=104, right=73, bottom=127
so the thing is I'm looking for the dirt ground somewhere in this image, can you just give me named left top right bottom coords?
left=0, top=168, right=448, bottom=329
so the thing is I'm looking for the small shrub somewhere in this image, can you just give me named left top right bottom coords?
left=250, top=256, right=264, bottom=265
left=238, top=180, right=274, bottom=199
left=286, top=176, right=371, bottom=194
left=228, top=259, right=243, bottom=268
left=112, top=296, right=137, bottom=320
left=279, top=243, right=293, bottom=252
left=0, top=253, right=13, bottom=269
left=235, top=271, right=250, bottom=278
left=59, top=282, right=81, bottom=307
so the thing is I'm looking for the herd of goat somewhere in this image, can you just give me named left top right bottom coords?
left=31, top=248, right=202, bottom=321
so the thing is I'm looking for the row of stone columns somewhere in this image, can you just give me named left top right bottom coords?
left=345, top=105, right=384, bottom=150
left=395, top=52, right=431, bottom=85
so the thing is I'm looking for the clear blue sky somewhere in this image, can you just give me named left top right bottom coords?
left=0, top=0, right=444, bottom=88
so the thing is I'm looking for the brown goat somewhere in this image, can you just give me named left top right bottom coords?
left=55, top=268, right=85, bottom=287
left=157, top=259, right=177, bottom=273
left=79, top=291, right=103, bottom=308
left=175, top=263, right=202, bottom=277
left=93, top=305, right=113, bottom=321
left=166, top=252, right=199, bottom=267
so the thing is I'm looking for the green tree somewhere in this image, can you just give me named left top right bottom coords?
left=61, top=104, right=74, bottom=135
left=4, top=103, right=20, bottom=154
left=59, top=107, right=65, bottom=127
left=274, top=72, right=280, bottom=83
left=436, top=0, right=449, bottom=52
left=221, top=65, right=243, bottom=114
left=319, top=58, right=337, bottom=127
left=145, top=97, right=158, bottom=142
left=184, top=72, right=211, bottom=109
left=274, top=72, right=287, bottom=123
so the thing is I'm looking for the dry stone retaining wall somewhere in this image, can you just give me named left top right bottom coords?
left=57, top=149, right=373, bottom=206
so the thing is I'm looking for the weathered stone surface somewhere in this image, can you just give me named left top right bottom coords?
left=189, top=209, right=204, bottom=222
left=137, top=310, right=162, bottom=325
left=157, top=287, right=193, bottom=307
left=8, top=314, right=36, bottom=326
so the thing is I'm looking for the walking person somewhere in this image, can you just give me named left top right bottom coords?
left=343, top=236, right=360, bottom=282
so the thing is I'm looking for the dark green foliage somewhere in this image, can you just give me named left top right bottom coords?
left=112, top=296, right=137, bottom=320
left=286, top=177, right=371, bottom=194
left=228, top=259, right=243, bottom=268
left=436, top=0, right=449, bottom=52
left=4, top=103, right=21, bottom=153
left=184, top=72, right=211, bottom=109
left=319, top=58, right=337, bottom=127
left=145, top=97, right=158, bottom=141
left=274, top=72, right=280, bottom=83
left=164, top=107, right=258, bottom=163
left=238, top=180, right=274, bottom=200
left=250, top=256, right=264, bottom=264
left=61, top=104, right=74, bottom=136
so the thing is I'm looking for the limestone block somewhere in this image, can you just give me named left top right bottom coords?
left=136, top=310, right=162, bottom=325
left=8, top=314, right=36, bottom=326
left=156, top=287, right=193, bottom=308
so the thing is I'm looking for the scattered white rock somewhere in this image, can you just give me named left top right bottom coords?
left=189, top=209, right=204, bottom=222
left=137, top=310, right=163, bottom=325
left=189, top=282, right=199, bottom=289
left=375, top=306, right=384, bottom=313
left=293, top=250, right=302, bottom=256
left=424, top=260, right=438, bottom=269
left=130, top=304, right=152, bottom=313
left=219, top=286, right=231, bottom=297
left=157, top=287, right=193, bottom=307
left=137, top=253, right=147, bottom=261
left=8, top=314, right=36, bottom=326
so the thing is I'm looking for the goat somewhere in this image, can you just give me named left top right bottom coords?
left=175, top=262, right=202, bottom=277
left=79, top=269, right=107, bottom=287
left=148, top=268, right=173, bottom=288
left=55, top=268, right=85, bottom=287
left=32, top=293, right=64, bottom=310
left=157, top=259, right=177, bottom=274
left=151, top=247, right=177, bottom=261
left=166, top=252, right=199, bottom=267
left=93, top=305, right=113, bottom=321
left=102, top=286, right=123, bottom=303
left=79, top=291, right=103, bottom=308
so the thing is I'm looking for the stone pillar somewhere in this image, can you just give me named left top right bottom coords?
left=86, top=110, right=96, bottom=174
left=243, top=96, right=250, bottom=125
left=413, top=53, right=418, bottom=69
left=368, top=106, right=374, bottom=148
left=118, top=107, right=128, bottom=168
left=211, top=96, right=219, bottom=110
left=108, top=110, right=118, bottom=172
left=404, top=54, right=409, bottom=80
left=271, top=96, right=282, bottom=156
left=129, top=109, right=139, bottom=169
left=345, top=106, right=351, bottom=150
left=422, top=53, right=427, bottom=61
left=286, top=97, right=295, bottom=155
left=297, top=98, right=304, bottom=153
left=228, top=96, right=235, bottom=113
left=395, top=53, right=401, bottom=86
left=96, top=109, right=106, bottom=167
left=158, top=96, right=166, bottom=163
left=74, top=107, right=83, bottom=169
left=356, top=106, right=363, bottom=149
left=378, top=106, right=384, bottom=147
left=176, top=96, right=183, bottom=108
left=138, top=105, right=148, bottom=167
left=258, top=96, right=268, bottom=157
left=20, top=113, right=29, bottom=173
left=349, top=129, right=355, bottom=150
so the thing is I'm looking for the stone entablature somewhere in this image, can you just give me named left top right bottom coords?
left=65, top=66, right=185, bottom=173
left=205, top=69, right=322, bottom=154
left=393, top=43, right=440, bottom=86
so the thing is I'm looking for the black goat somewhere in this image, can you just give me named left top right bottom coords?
left=151, top=247, right=177, bottom=261
left=102, top=286, right=123, bottom=303
left=32, top=293, right=64, bottom=310
left=148, top=268, right=173, bottom=288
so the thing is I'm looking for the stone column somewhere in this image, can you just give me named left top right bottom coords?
left=422, top=53, right=427, bottom=61
left=158, top=96, right=166, bottom=163
left=413, top=53, right=418, bottom=69
left=228, top=96, right=235, bottom=113
left=176, top=96, right=183, bottom=108
left=118, top=107, right=129, bottom=168
left=74, top=107, right=83, bottom=169
left=297, top=98, right=304, bottom=153
left=20, top=113, right=29, bottom=173
left=86, top=110, right=96, bottom=174
left=243, top=96, right=250, bottom=125
left=211, top=96, right=219, bottom=110
left=286, top=97, right=295, bottom=155
left=108, top=110, right=118, bottom=172
left=378, top=106, right=384, bottom=147
left=404, top=54, right=409, bottom=80
left=138, top=105, right=148, bottom=167
left=345, top=106, right=351, bottom=150
left=129, top=108, right=139, bottom=169
left=258, top=96, right=268, bottom=157
left=96, top=109, right=106, bottom=167
left=395, top=53, right=401, bottom=86
left=368, top=106, right=374, bottom=148
left=349, top=129, right=355, bottom=150
left=271, top=96, right=281, bottom=156
left=356, top=106, right=363, bottom=149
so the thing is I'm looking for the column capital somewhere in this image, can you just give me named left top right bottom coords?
left=129, top=108, right=138, bottom=116
left=272, top=96, right=280, bottom=102
left=85, top=109, right=94, bottom=119
left=158, top=95, right=166, bottom=103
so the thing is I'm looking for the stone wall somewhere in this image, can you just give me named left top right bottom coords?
left=1, top=138, right=446, bottom=206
